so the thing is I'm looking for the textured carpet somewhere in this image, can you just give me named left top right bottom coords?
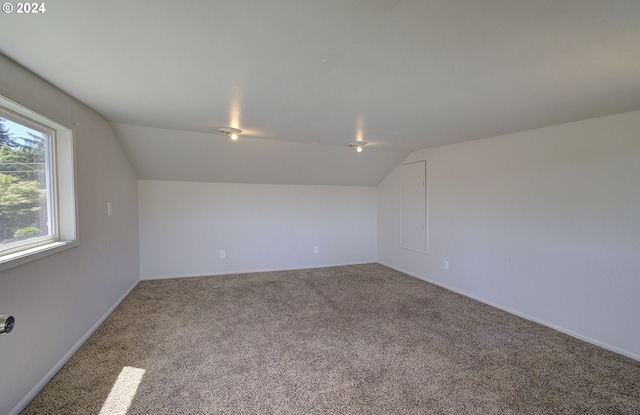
left=22, top=264, right=640, bottom=414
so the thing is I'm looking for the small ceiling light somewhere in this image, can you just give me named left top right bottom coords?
left=219, top=127, right=242, bottom=141
left=348, top=141, right=367, bottom=153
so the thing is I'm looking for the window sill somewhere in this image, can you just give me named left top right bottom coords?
left=0, top=240, right=78, bottom=272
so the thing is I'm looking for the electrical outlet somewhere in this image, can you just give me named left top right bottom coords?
left=444, top=260, right=449, bottom=270
left=220, top=250, right=225, bottom=259
left=314, top=246, right=319, bottom=254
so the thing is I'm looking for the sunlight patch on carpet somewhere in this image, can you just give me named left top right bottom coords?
left=99, top=366, right=145, bottom=415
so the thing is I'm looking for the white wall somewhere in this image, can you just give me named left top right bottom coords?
left=378, top=110, right=640, bottom=360
left=139, top=181, right=377, bottom=279
left=0, top=55, right=140, bottom=415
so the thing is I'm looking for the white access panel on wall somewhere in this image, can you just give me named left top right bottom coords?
left=401, top=160, right=427, bottom=252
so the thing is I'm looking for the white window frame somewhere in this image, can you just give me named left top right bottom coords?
left=0, top=95, right=78, bottom=271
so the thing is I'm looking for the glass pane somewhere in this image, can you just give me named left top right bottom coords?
left=0, top=116, right=52, bottom=248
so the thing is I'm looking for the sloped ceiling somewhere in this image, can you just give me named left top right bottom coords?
left=1, top=0, right=639, bottom=186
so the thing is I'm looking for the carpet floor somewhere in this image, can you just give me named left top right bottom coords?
left=21, top=264, right=640, bottom=414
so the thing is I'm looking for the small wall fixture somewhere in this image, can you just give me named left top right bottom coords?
left=0, top=315, right=15, bottom=335
left=219, top=127, right=242, bottom=141
left=348, top=141, right=367, bottom=153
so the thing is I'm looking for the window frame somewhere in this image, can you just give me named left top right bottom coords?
left=0, top=95, right=78, bottom=271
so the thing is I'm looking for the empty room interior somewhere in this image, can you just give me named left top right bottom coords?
left=1, top=1, right=639, bottom=414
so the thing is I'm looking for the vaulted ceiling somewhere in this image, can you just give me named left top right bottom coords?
left=1, top=0, right=639, bottom=186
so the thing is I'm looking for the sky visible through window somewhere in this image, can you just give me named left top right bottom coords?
left=0, top=115, right=51, bottom=245
left=3, top=118, right=33, bottom=141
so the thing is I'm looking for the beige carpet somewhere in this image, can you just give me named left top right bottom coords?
left=22, top=264, right=640, bottom=414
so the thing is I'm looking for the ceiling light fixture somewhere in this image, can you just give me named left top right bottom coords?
left=219, top=127, right=242, bottom=141
left=348, top=141, right=367, bottom=153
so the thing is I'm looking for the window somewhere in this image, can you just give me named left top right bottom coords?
left=0, top=95, right=77, bottom=270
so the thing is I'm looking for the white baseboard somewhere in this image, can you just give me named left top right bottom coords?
left=10, top=279, right=140, bottom=415
left=377, top=261, right=640, bottom=362
left=141, top=261, right=376, bottom=281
